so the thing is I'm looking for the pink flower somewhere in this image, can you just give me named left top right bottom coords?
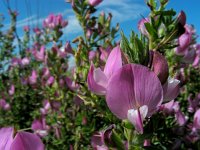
left=29, top=70, right=38, bottom=85
left=177, top=11, right=186, bottom=26
left=11, top=58, right=20, bottom=66
left=8, top=84, right=15, bottom=96
left=88, top=50, right=97, bottom=61
left=0, top=127, right=44, bottom=150
left=160, top=100, right=179, bottom=114
left=33, top=46, right=45, bottom=62
left=87, top=46, right=122, bottom=95
left=40, top=100, right=51, bottom=115
left=150, top=51, right=169, bottom=84
left=88, top=0, right=103, bottom=6
left=31, top=118, right=49, bottom=137
left=138, top=18, right=150, bottom=36
left=23, top=26, right=30, bottom=32
left=193, top=109, right=200, bottom=129
left=99, top=46, right=112, bottom=62
left=91, top=125, right=115, bottom=149
left=64, top=41, right=73, bottom=54
left=46, top=76, right=55, bottom=86
left=175, top=24, right=193, bottom=55
left=20, top=57, right=30, bottom=66
left=106, top=64, right=163, bottom=133
left=43, top=14, right=68, bottom=29
left=162, top=77, right=180, bottom=102
left=0, top=99, right=10, bottom=111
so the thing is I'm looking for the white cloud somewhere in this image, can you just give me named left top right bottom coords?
left=3, top=15, right=45, bottom=30
left=63, top=15, right=82, bottom=35
left=3, top=1, right=147, bottom=37
left=99, top=0, right=147, bottom=23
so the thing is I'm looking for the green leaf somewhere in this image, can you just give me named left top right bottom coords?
left=144, top=22, right=158, bottom=39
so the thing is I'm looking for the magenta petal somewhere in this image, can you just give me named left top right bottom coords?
left=106, top=64, right=163, bottom=119
left=11, top=131, right=44, bottom=150
left=163, top=78, right=180, bottom=102
left=87, top=64, right=107, bottom=95
left=94, top=68, right=108, bottom=88
left=177, top=11, right=186, bottom=26
left=194, top=109, right=200, bottom=129
left=104, top=46, right=122, bottom=79
left=178, top=32, right=191, bottom=50
left=175, top=110, right=187, bottom=126
left=88, top=0, right=103, bottom=6
left=0, top=127, right=14, bottom=150
left=65, top=77, right=79, bottom=91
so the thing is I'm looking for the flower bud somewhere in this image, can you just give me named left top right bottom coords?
left=88, top=0, right=103, bottom=6
left=150, top=51, right=169, bottom=84
left=177, top=11, right=186, bottom=26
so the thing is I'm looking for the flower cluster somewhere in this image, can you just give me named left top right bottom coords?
left=0, top=0, right=200, bottom=149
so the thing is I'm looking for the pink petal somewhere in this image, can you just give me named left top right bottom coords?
left=87, top=64, right=107, bottom=95
left=0, top=127, right=14, bottom=150
left=163, top=78, right=180, bottom=102
left=151, top=51, right=169, bottom=84
left=175, top=110, right=187, bottom=126
left=178, top=32, right=191, bottom=50
left=11, top=131, right=44, bottom=150
left=88, top=0, right=103, bottom=6
left=94, top=68, right=108, bottom=88
left=194, top=109, right=200, bottom=129
left=106, top=64, right=163, bottom=119
left=177, top=11, right=186, bottom=26
left=104, top=45, right=122, bottom=79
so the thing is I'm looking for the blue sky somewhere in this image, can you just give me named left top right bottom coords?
left=0, top=0, right=200, bottom=42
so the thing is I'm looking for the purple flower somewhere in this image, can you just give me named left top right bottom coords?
left=177, top=11, right=186, bottom=26
left=183, top=49, right=196, bottom=64
left=42, top=67, right=50, bottom=78
left=29, top=70, right=38, bottom=85
left=86, top=28, right=93, bottom=39
left=87, top=46, right=122, bottom=95
left=0, top=99, right=10, bottom=111
left=188, top=94, right=200, bottom=113
left=46, top=76, right=55, bottom=86
left=33, top=46, right=45, bottom=62
left=106, top=64, right=163, bottom=133
left=193, top=109, right=200, bottom=129
left=64, top=41, right=74, bottom=54
left=88, top=50, right=96, bottom=61
left=33, top=27, right=42, bottom=35
left=23, top=26, right=30, bottom=32
left=20, top=57, right=30, bottom=66
left=192, top=44, right=200, bottom=67
left=88, top=0, right=103, bottom=6
left=8, top=84, right=15, bottom=96
left=11, top=58, right=20, bottom=66
left=138, top=18, right=150, bottom=36
left=0, top=127, right=13, bottom=149
left=0, top=127, right=44, bottom=150
left=162, top=77, right=180, bottom=102
left=150, top=51, right=169, bottom=84
left=99, top=46, right=112, bottom=62
left=160, top=100, right=179, bottom=115
left=91, top=125, right=115, bottom=149
left=31, top=118, right=49, bottom=137
left=40, top=100, right=51, bottom=115
left=175, top=24, right=193, bottom=55
left=65, top=77, right=79, bottom=91
left=43, top=14, right=68, bottom=29
left=143, top=139, right=151, bottom=147
left=175, top=110, right=187, bottom=126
